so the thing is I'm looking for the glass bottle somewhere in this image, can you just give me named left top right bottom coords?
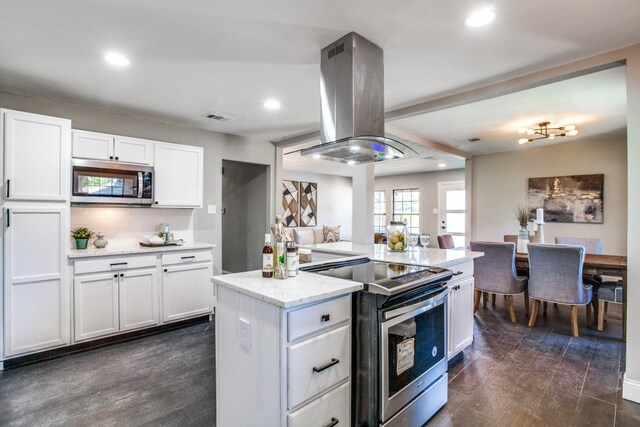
left=387, top=220, right=409, bottom=252
left=271, top=215, right=288, bottom=279
left=286, top=241, right=298, bottom=278
left=262, top=234, right=274, bottom=278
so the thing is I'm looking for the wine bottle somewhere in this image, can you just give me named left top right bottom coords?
left=262, top=234, right=274, bottom=278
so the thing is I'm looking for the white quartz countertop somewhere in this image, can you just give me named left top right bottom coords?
left=211, top=271, right=363, bottom=309
left=300, top=242, right=483, bottom=268
left=69, top=242, right=216, bottom=259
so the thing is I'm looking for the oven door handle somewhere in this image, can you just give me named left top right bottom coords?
left=383, top=288, right=449, bottom=321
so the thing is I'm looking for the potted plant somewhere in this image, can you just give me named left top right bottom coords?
left=71, top=227, right=94, bottom=249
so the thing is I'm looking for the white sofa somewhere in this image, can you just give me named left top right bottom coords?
left=285, top=226, right=345, bottom=245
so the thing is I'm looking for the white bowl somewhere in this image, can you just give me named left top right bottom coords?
left=149, top=236, right=164, bottom=245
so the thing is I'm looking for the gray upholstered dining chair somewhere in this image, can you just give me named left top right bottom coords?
left=554, top=236, right=603, bottom=254
left=438, top=234, right=455, bottom=249
left=527, top=244, right=593, bottom=337
left=597, top=280, right=623, bottom=331
left=503, top=234, right=535, bottom=245
left=470, top=241, right=528, bottom=323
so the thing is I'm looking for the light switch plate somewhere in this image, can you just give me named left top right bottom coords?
left=239, top=318, right=251, bottom=351
left=208, top=205, right=217, bottom=214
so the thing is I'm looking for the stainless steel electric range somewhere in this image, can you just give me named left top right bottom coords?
left=301, top=257, right=453, bottom=427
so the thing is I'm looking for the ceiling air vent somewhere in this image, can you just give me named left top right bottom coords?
left=467, top=137, right=483, bottom=143
left=203, top=112, right=232, bottom=121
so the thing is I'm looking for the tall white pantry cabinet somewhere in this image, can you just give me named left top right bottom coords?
left=1, top=109, right=71, bottom=362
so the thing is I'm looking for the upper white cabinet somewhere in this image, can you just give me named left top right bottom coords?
left=153, top=142, right=203, bottom=208
left=72, top=130, right=152, bottom=165
left=2, top=109, right=70, bottom=202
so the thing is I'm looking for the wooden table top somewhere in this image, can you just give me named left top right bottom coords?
left=515, top=252, right=627, bottom=269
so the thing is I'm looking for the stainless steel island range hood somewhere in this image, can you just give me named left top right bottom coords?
left=301, top=32, right=417, bottom=165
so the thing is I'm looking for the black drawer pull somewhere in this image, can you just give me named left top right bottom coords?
left=321, top=313, right=331, bottom=322
left=5, top=209, right=9, bottom=227
left=109, top=156, right=114, bottom=160
left=313, top=358, right=339, bottom=373
left=6, top=179, right=10, bottom=198
left=327, top=418, right=339, bottom=427
left=113, top=274, right=118, bottom=278
left=452, top=271, right=463, bottom=276
left=181, top=256, right=196, bottom=260
left=110, top=262, right=128, bottom=267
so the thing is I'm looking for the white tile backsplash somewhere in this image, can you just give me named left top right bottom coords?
left=71, top=207, right=195, bottom=247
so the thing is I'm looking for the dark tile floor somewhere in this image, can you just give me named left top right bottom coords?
left=1, top=299, right=639, bottom=426
left=431, top=296, right=640, bottom=426
left=0, top=322, right=216, bottom=426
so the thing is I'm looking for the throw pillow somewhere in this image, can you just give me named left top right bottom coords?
left=323, top=225, right=341, bottom=243
left=293, top=229, right=305, bottom=245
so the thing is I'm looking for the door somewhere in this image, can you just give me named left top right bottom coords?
left=119, top=268, right=158, bottom=331
left=221, top=160, right=269, bottom=273
left=153, top=142, right=203, bottom=207
left=448, top=277, right=474, bottom=358
left=114, top=136, right=153, bottom=165
left=162, top=263, right=213, bottom=322
left=3, top=110, right=70, bottom=201
left=4, top=207, right=69, bottom=356
left=438, top=181, right=466, bottom=248
left=74, top=272, right=119, bottom=341
left=72, top=130, right=114, bottom=161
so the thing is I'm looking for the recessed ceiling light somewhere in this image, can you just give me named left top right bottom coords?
left=438, top=163, right=446, bottom=168
left=347, top=160, right=356, bottom=166
left=263, top=99, right=281, bottom=110
left=312, top=154, right=322, bottom=160
left=465, top=9, right=495, bottom=27
left=104, top=51, right=130, bottom=67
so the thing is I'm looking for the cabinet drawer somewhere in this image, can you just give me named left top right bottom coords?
left=74, top=254, right=157, bottom=275
left=162, top=250, right=212, bottom=266
left=448, top=261, right=473, bottom=284
left=288, top=296, right=350, bottom=342
left=288, top=324, right=350, bottom=409
left=288, top=381, right=350, bottom=427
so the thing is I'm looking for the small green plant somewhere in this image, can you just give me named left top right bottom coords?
left=157, top=231, right=165, bottom=238
left=512, top=200, right=532, bottom=228
left=71, top=227, right=94, bottom=239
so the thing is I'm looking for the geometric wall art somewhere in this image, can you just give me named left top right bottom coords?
left=282, top=180, right=299, bottom=227
left=528, top=174, right=604, bottom=223
left=299, top=181, right=318, bottom=227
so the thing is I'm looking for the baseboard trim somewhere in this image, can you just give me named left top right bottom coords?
left=623, top=373, right=640, bottom=403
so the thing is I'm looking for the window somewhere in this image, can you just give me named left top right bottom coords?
left=374, top=190, right=387, bottom=233
left=393, top=188, right=420, bottom=235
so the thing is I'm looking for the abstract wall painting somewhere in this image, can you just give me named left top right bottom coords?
left=282, top=180, right=299, bottom=227
left=528, top=174, right=604, bottom=223
left=299, top=181, right=318, bottom=227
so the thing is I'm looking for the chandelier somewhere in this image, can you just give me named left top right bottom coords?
left=517, top=121, right=578, bottom=144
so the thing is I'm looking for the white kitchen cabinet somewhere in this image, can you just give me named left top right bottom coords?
left=73, top=256, right=159, bottom=342
left=3, top=206, right=69, bottom=357
left=2, top=109, right=70, bottom=202
left=447, top=260, right=474, bottom=360
left=72, top=130, right=152, bottom=165
left=153, top=142, right=203, bottom=208
left=161, top=263, right=213, bottom=322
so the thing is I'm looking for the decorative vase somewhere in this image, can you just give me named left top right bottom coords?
left=517, top=226, right=529, bottom=254
left=93, top=233, right=108, bottom=249
left=75, top=238, right=89, bottom=250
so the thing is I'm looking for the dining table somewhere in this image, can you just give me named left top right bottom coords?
left=515, top=252, right=628, bottom=340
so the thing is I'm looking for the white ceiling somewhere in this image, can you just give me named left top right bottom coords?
left=0, top=0, right=638, bottom=176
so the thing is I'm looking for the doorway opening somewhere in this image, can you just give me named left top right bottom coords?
left=438, top=180, right=465, bottom=248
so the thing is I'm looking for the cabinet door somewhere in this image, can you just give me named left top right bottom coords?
left=153, top=142, right=203, bottom=208
left=72, top=130, right=114, bottom=161
left=119, top=268, right=159, bottom=331
left=3, top=110, right=70, bottom=201
left=162, top=263, right=213, bottom=322
left=448, top=277, right=474, bottom=358
left=114, top=136, right=153, bottom=165
left=74, top=272, right=119, bottom=342
left=4, top=207, right=69, bottom=356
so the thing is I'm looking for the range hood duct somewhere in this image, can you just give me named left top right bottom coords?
left=301, top=32, right=416, bottom=164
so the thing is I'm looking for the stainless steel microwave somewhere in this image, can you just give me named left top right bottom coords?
left=71, top=159, right=153, bottom=205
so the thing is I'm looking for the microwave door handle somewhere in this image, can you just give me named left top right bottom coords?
left=137, top=172, right=143, bottom=198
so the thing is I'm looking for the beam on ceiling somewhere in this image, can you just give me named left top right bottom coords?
left=272, top=46, right=631, bottom=148
left=386, top=129, right=469, bottom=159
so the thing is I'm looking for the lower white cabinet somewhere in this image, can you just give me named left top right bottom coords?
left=162, top=263, right=213, bottom=322
left=447, top=261, right=475, bottom=359
left=3, top=206, right=69, bottom=358
left=74, top=267, right=158, bottom=341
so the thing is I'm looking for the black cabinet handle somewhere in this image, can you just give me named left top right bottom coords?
left=109, top=156, right=114, bottom=160
left=326, top=418, right=339, bottom=427
left=6, top=179, right=9, bottom=198
left=115, top=156, right=119, bottom=161
left=164, top=268, right=168, bottom=272
left=113, top=274, right=118, bottom=278
left=154, top=201, right=159, bottom=205
left=181, top=256, right=196, bottom=260
left=110, top=262, right=128, bottom=267
left=321, top=314, right=331, bottom=322
left=120, top=273, right=124, bottom=278
left=5, top=209, right=9, bottom=227
left=313, top=358, right=339, bottom=373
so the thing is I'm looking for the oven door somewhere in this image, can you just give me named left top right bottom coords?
left=380, top=288, right=448, bottom=422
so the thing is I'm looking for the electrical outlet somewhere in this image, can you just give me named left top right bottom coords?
left=208, top=205, right=217, bottom=214
left=239, top=318, right=251, bottom=351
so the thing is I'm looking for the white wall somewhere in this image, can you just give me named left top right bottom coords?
left=0, top=91, right=277, bottom=274
left=471, top=137, right=627, bottom=255
left=282, top=171, right=353, bottom=240
left=374, top=169, right=466, bottom=247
